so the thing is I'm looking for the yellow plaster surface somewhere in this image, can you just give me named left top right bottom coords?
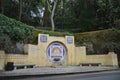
left=0, top=51, right=5, bottom=70
left=0, top=34, right=118, bottom=70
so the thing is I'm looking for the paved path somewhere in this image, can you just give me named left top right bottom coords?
left=0, top=66, right=119, bottom=78
left=14, top=70, right=120, bottom=80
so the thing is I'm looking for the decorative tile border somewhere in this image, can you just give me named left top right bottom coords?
left=67, top=37, right=73, bottom=44
left=40, top=35, right=47, bottom=43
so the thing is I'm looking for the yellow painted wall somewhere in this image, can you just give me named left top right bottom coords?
left=25, top=44, right=40, bottom=65
left=74, top=47, right=118, bottom=66
left=0, top=33, right=118, bottom=70
left=36, top=34, right=75, bottom=66
left=0, top=51, right=5, bottom=70
left=74, top=46, right=86, bottom=65
left=85, top=52, right=118, bottom=66
left=5, top=54, right=28, bottom=64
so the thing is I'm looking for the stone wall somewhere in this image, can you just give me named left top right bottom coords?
left=0, top=51, right=5, bottom=70
left=0, top=51, right=28, bottom=70
left=5, top=54, right=28, bottom=64
left=86, top=52, right=118, bottom=66
left=0, top=33, right=119, bottom=70
left=74, top=46, right=86, bottom=65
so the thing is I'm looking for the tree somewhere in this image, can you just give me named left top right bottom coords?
left=18, top=0, right=22, bottom=21
left=0, top=0, right=5, bottom=14
left=51, top=0, right=58, bottom=31
left=0, top=0, right=10, bottom=14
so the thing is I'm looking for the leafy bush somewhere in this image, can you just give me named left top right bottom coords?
left=75, top=29, right=120, bottom=41
left=0, top=14, right=71, bottom=53
left=0, top=14, right=34, bottom=43
left=0, top=14, right=71, bottom=43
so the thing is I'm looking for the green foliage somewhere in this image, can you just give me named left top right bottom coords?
left=74, top=28, right=120, bottom=65
left=74, top=29, right=120, bottom=54
left=32, top=29, right=72, bottom=43
left=1, top=0, right=120, bottom=32
left=0, top=14, right=34, bottom=42
left=0, top=13, right=71, bottom=43
left=55, top=0, right=97, bottom=32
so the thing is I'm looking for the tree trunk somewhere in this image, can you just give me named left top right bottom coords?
left=43, top=0, right=49, bottom=27
left=51, top=0, right=58, bottom=31
left=18, top=0, right=22, bottom=21
left=1, top=0, right=4, bottom=14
